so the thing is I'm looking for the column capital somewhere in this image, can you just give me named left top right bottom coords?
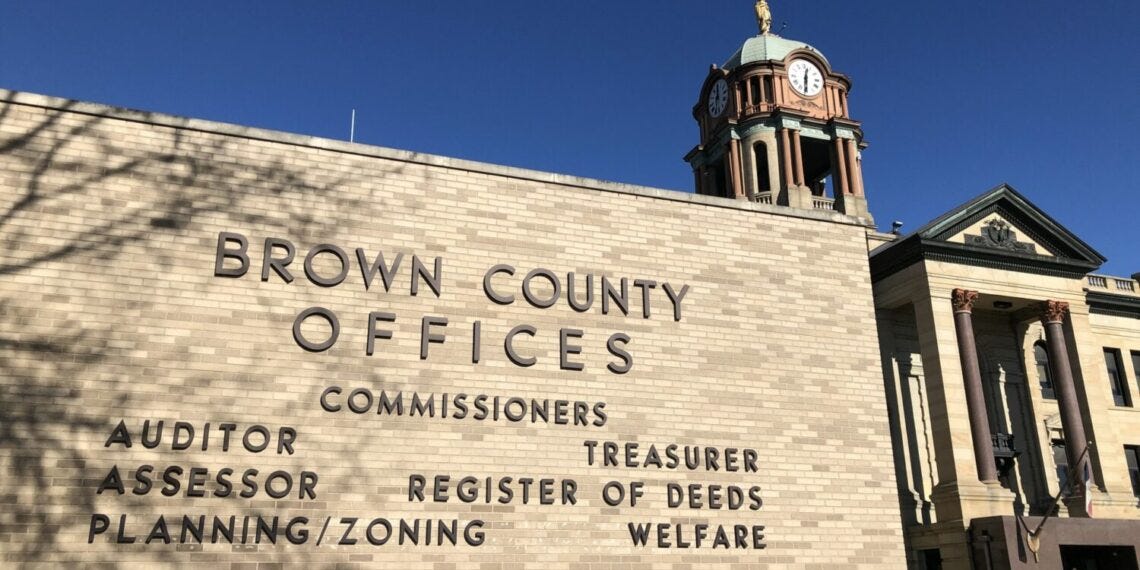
left=951, top=289, right=979, bottom=314
left=1040, top=300, right=1070, bottom=324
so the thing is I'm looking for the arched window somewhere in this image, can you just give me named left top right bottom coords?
left=753, top=142, right=770, bottom=195
left=1034, top=341, right=1055, bottom=399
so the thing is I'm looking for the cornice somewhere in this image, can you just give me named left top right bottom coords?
left=1086, top=291, right=1140, bottom=319
left=871, top=236, right=1099, bottom=282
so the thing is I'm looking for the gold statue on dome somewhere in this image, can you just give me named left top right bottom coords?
left=755, top=1, right=772, bottom=35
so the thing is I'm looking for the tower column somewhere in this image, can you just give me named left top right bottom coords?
left=791, top=130, right=805, bottom=187
left=1040, top=300, right=1092, bottom=517
left=733, top=84, right=743, bottom=119
left=951, top=288, right=998, bottom=484
left=779, top=128, right=794, bottom=191
left=845, top=138, right=863, bottom=196
left=832, top=138, right=850, bottom=196
left=728, top=138, right=744, bottom=199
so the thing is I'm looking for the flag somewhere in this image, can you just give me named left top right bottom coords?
left=1082, top=458, right=1094, bottom=517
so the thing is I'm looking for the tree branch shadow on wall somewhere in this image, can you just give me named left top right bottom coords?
left=0, top=92, right=405, bottom=568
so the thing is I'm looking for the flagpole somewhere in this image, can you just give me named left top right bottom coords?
left=1021, top=441, right=1094, bottom=540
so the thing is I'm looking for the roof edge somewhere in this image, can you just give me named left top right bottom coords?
left=0, top=88, right=873, bottom=228
left=916, top=183, right=1106, bottom=264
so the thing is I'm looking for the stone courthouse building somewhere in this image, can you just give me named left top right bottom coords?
left=1, top=5, right=1138, bottom=570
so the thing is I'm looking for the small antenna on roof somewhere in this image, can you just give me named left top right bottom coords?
left=350, top=109, right=356, bottom=143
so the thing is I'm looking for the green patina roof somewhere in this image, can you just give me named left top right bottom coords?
left=723, top=34, right=828, bottom=70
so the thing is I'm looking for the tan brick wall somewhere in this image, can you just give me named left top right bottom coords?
left=1086, top=311, right=1140, bottom=514
left=0, top=92, right=905, bottom=568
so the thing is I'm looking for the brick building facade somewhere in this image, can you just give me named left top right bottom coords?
left=3, top=10, right=1139, bottom=569
left=0, top=88, right=905, bottom=568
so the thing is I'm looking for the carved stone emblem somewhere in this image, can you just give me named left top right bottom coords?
left=985, top=219, right=1012, bottom=243
left=964, top=219, right=1037, bottom=254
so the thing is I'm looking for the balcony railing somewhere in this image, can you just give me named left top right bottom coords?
left=1085, top=274, right=1139, bottom=297
left=992, top=432, right=1020, bottom=478
left=747, top=192, right=834, bottom=211
left=750, top=191, right=773, bottom=205
left=812, top=196, right=835, bottom=211
left=992, top=433, right=1018, bottom=459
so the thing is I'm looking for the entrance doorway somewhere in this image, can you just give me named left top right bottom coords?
left=1059, top=545, right=1138, bottom=570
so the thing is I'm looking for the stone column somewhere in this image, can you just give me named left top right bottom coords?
left=791, top=130, right=805, bottom=187
left=728, top=138, right=743, bottom=199
left=1040, top=300, right=1091, bottom=517
left=832, top=138, right=850, bottom=196
left=779, top=129, right=794, bottom=191
left=951, top=288, right=998, bottom=483
left=740, top=134, right=758, bottom=199
left=845, top=139, right=863, bottom=196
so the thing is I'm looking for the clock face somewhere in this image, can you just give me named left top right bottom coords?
left=707, top=79, right=729, bottom=118
left=788, top=59, right=824, bottom=97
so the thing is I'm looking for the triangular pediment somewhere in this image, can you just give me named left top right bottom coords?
left=871, top=184, right=1106, bottom=280
left=942, top=214, right=1053, bottom=257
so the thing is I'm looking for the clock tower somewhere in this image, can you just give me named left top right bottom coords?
left=684, top=2, right=871, bottom=220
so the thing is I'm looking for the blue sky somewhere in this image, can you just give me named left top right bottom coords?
left=2, top=1, right=1138, bottom=275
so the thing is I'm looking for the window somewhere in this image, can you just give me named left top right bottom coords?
left=1052, top=439, right=1069, bottom=491
left=753, top=142, right=770, bottom=195
left=1104, top=348, right=1131, bottom=407
left=918, top=548, right=942, bottom=570
left=1132, top=351, right=1140, bottom=395
left=1126, top=446, right=1140, bottom=498
left=1034, top=341, right=1055, bottom=399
